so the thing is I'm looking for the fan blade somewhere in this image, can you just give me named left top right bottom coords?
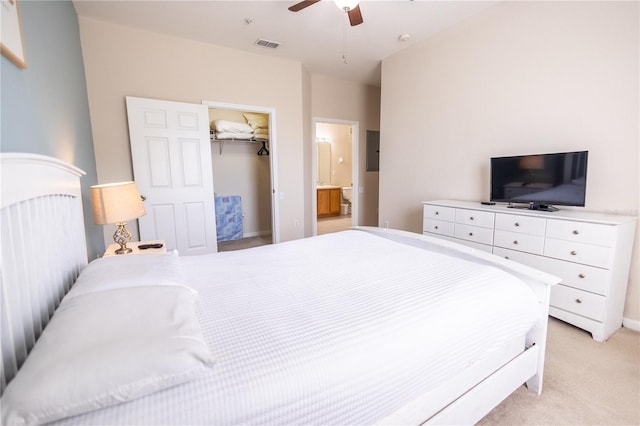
left=288, top=0, right=321, bottom=12
left=347, top=5, right=363, bottom=26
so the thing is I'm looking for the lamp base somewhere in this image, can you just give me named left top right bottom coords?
left=114, top=246, right=133, bottom=255
left=113, top=222, right=133, bottom=255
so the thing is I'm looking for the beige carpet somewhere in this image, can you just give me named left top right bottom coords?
left=217, top=217, right=351, bottom=253
left=479, top=318, right=640, bottom=425
left=217, top=234, right=272, bottom=252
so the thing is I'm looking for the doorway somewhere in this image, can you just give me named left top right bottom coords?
left=312, top=118, right=359, bottom=236
left=203, top=100, right=280, bottom=250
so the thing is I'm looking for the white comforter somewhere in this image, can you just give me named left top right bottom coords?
left=58, top=230, right=539, bottom=425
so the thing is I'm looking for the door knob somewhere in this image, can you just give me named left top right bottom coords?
left=140, top=195, right=147, bottom=202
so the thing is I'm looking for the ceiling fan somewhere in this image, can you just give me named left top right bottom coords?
left=288, top=0, right=364, bottom=26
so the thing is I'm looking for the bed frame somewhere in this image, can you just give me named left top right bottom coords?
left=357, top=226, right=558, bottom=424
left=0, top=153, right=557, bottom=424
left=0, top=153, right=87, bottom=394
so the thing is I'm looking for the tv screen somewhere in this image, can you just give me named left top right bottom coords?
left=490, top=151, right=588, bottom=210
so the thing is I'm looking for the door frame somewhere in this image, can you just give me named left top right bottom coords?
left=311, top=117, right=359, bottom=236
left=202, top=100, right=280, bottom=244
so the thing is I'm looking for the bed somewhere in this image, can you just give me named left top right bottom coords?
left=0, top=153, right=558, bottom=425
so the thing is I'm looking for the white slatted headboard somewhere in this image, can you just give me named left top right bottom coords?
left=1, top=153, right=88, bottom=394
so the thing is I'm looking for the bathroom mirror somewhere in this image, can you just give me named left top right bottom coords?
left=317, top=143, right=331, bottom=185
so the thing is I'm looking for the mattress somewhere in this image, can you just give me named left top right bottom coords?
left=56, top=230, right=539, bottom=425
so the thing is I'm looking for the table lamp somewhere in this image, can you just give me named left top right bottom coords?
left=90, top=181, right=146, bottom=254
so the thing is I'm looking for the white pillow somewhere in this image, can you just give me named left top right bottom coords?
left=213, top=119, right=254, bottom=134
left=1, top=286, right=214, bottom=426
left=65, top=252, right=193, bottom=301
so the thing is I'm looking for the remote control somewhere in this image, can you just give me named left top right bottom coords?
left=138, top=243, right=164, bottom=250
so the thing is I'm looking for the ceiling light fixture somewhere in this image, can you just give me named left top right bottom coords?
left=398, top=33, right=411, bottom=42
left=341, top=8, right=349, bottom=64
left=334, top=0, right=359, bottom=12
left=333, top=0, right=359, bottom=64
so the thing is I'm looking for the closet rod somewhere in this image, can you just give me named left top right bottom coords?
left=210, top=137, right=269, bottom=156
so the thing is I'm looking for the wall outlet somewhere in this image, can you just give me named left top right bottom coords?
left=294, top=219, right=299, bottom=228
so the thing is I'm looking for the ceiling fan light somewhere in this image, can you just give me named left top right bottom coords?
left=334, top=0, right=359, bottom=11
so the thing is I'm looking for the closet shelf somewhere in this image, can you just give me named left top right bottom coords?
left=210, top=136, right=269, bottom=156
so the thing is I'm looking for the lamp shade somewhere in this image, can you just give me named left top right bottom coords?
left=90, top=181, right=146, bottom=225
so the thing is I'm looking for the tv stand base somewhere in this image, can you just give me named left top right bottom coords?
left=508, top=202, right=559, bottom=212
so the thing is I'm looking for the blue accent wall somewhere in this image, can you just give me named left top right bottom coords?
left=1, top=0, right=103, bottom=259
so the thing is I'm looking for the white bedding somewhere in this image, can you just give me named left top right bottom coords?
left=214, top=131, right=255, bottom=140
left=213, top=120, right=254, bottom=134
left=54, top=230, right=540, bottom=425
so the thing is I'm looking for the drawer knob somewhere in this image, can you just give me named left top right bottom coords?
left=469, top=232, right=474, bottom=236
left=470, top=216, right=474, bottom=220
left=579, top=273, right=586, bottom=279
left=514, top=222, right=520, bottom=227
left=504, top=256, right=510, bottom=260
left=575, top=299, right=582, bottom=304
left=435, top=211, right=439, bottom=215
left=570, top=250, right=578, bottom=256
left=573, top=230, right=579, bottom=235
left=513, top=240, right=519, bottom=245
left=434, top=226, right=439, bottom=230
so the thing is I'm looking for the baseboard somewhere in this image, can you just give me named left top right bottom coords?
left=242, top=230, right=270, bottom=238
left=622, top=317, right=640, bottom=332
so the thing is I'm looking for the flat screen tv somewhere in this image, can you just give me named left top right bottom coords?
left=490, top=151, right=588, bottom=211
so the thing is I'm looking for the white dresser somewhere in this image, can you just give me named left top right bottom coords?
left=422, top=200, right=637, bottom=342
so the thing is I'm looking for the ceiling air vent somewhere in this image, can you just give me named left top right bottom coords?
left=255, top=39, right=280, bottom=49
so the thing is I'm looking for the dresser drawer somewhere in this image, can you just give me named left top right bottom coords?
left=494, top=229, right=544, bottom=255
left=493, top=247, right=609, bottom=296
left=455, top=209, right=495, bottom=228
left=546, top=219, right=616, bottom=247
left=424, top=205, right=455, bottom=222
left=423, top=218, right=454, bottom=237
left=454, top=224, right=494, bottom=245
left=551, top=284, right=605, bottom=322
left=544, top=238, right=613, bottom=269
left=495, top=213, right=546, bottom=236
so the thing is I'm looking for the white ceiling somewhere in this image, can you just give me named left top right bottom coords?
left=72, top=0, right=497, bottom=87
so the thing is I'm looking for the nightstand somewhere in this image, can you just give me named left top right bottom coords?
left=103, top=240, right=167, bottom=257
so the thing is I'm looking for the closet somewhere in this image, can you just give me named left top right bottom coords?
left=208, top=107, right=272, bottom=248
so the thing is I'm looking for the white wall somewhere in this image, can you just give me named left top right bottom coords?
left=380, top=2, right=639, bottom=322
left=79, top=17, right=306, bottom=243
left=311, top=75, right=381, bottom=227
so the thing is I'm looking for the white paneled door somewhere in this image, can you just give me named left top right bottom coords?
left=126, top=96, right=217, bottom=255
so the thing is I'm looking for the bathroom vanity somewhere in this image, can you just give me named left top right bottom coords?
left=317, top=187, right=341, bottom=218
